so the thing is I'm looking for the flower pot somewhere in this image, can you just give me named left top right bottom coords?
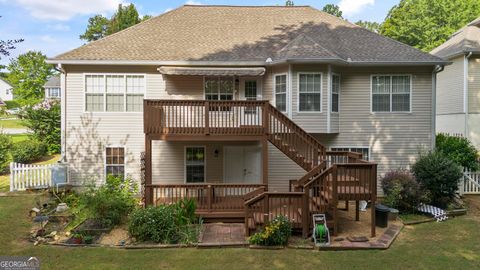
left=71, top=236, right=83, bottom=244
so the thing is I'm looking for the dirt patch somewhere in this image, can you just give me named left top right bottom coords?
left=464, top=195, right=480, bottom=219
left=98, top=226, right=130, bottom=246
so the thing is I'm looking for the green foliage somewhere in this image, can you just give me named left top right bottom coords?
left=285, top=0, right=294, bottom=6
left=380, top=0, right=480, bottom=52
left=436, top=133, right=478, bottom=170
left=355, top=20, right=381, bottom=33
left=381, top=169, right=427, bottom=211
left=80, top=175, right=138, bottom=228
left=23, top=100, right=60, bottom=154
left=0, top=133, right=12, bottom=173
left=4, top=100, right=20, bottom=109
left=248, top=215, right=292, bottom=246
left=80, top=4, right=151, bottom=42
left=6, top=51, right=54, bottom=105
left=412, top=151, right=463, bottom=208
left=322, top=4, right=343, bottom=18
left=128, top=199, right=199, bottom=244
left=11, top=139, right=47, bottom=164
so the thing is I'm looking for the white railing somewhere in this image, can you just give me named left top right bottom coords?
left=10, top=162, right=54, bottom=191
left=459, top=168, right=480, bottom=195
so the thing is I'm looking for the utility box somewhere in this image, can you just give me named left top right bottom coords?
left=52, top=163, right=68, bottom=186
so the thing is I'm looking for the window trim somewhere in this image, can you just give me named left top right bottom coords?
left=331, top=73, right=340, bottom=113
left=202, top=76, right=236, bottom=101
left=370, top=74, right=412, bottom=114
left=83, top=73, right=147, bottom=114
left=330, top=146, right=371, bottom=161
left=184, top=145, right=206, bottom=184
left=104, top=145, right=126, bottom=182
left=296, top=72, right=323, bottom=113
left=273, top=73, right=288, bottom=113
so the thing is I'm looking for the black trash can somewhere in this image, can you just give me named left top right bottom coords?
left=375, top=204, right=390, bottom=228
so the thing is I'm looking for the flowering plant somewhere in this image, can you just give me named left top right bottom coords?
left=248, top=215, right=292, bottom=246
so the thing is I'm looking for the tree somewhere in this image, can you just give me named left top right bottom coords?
left=285, top=0, right=294, bottom=6
left=355, top=20, right=381, bottom=33
left=0, top=16, right=23, bottom=59
left=322, top=4, right=343, bottom=18
left=380, top=0, right=480, bottom=52
left=6, top=51, right=54, bottom=105
left=80, top=4, right=151, bottom=42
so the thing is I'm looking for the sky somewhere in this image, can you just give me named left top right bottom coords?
left=0, top=0, right=398, bottom=67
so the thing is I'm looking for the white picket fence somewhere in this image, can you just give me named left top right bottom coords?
left=459, top=168, right=480, bottom=195
left=9, top=162, right=54, bottom=191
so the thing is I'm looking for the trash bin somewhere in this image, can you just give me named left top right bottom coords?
left=375, top=204, right=390, bottom=228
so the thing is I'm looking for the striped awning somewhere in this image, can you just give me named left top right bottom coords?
left=157, top=66, right=266, bottom=76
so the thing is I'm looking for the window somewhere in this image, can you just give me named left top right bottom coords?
left=274, top=74, right=287, bottom=112
left=185, top=147, right=205, bottom=183
left=204, top=77, right=234, bottom=101
left=85, top=74, right=145, bottom=112
left=331, top=74, right=340, bottom=112
left=331, top=147, right=370, bottom=161
left=47, top=87, right=61, bottom=98
left=106, top=147, right=125, bottom=179
left=372, top=75, right=411, bottom=112
left=299, top=73, right=321, bottom=112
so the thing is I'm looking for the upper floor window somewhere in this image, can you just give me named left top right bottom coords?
left=331, top=74, right=340, bottom=113
left=331, top=147, right=370, bottom=161
left=85, top=74, right=145, bottom=112
left=298, top=73, right=321, bottom=112
left=274, top=74, right=287, bottom=112
left=47, top=87, right=61, bottom=98
left=372, top=75, right=411, bottom=112
left=204, top=77, right=234, bottom=101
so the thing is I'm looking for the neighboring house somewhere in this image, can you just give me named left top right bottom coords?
left=48, top=5, right=447, bottom=236
left=0, top=78, right=13, bottom=102
left=432, top=18, right=480, bottom=148
left=44, top=75, right=61, bottom=99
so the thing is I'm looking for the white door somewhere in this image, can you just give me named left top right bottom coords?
left=224, top=146, right=262, bottom=184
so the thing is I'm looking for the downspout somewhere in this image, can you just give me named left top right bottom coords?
left=288, top=64, right=293, bottom=119
left=464, top=52, right=473, bottom=139
left=54, top=64, right=67, bottom=162
left=327, top=65, right=332, bottom=133
left=432, top=65, right=445, bottom=148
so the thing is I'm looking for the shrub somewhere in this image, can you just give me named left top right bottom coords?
left=0, top=133, right=12, bottom=173
left=381, top=169, right=426, bottom=211
left=436, top=133, right=478, bottom=170
left=4, top=100, right=20, bottom=109
left=248, top=215, right=292, bottom=246
left=80, top=175, right=138, bottom=227
left=11, top=139, right=47, bottom=163
left=23, top=100, right=60, bottom=154
left=412, top=151, right=463, bottom=208
left=128, top=199, right=199, bottom=244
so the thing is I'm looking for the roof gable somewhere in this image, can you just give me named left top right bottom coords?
left=52, top=5, right=444, bottom=65
left=432, top=17, right=480, bottom=59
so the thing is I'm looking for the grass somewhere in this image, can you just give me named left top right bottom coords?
left=0, top=118, right=26, bottom=129
left=0, top=196, right=479, bottom=270
left=9, top=134, right=29, bottom=143
left=399, top=213, right=431, bottom=223
left=0, top=154, right=60, bottom=192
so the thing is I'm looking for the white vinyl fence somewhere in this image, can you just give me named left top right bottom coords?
left=459, top=168, right=480, bottom=195
left=10, top=162, right=54, bottom=191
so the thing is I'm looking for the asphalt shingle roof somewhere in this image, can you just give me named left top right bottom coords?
left=44, top=75, right=60, bottom=88
left=431, top=18, right=480, bottom=59
left=52, top=5, right=445, bottom=65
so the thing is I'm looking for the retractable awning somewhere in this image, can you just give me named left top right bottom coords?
left=157, top=66, right=266, bottom=76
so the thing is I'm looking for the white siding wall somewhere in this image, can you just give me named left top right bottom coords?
left=437, top=56, right=465, bottom=115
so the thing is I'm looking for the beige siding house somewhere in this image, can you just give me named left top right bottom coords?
left=47, top=5, right=446, bottom=234
left=432, top=18, right=480, bottom=148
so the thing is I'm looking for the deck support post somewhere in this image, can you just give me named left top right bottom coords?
left=262, top=138, right=268, bottom=187
left=302, top=192, right=309, bottom=238
left=355, top=200, right=360, bottom=221
left=144, top=136, right=153, bottom=206
left=371, top=164, right=377, bottom=237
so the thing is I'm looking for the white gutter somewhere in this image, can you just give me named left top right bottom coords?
left=432, top=65, right=445, bottom=148
left=46, top=59, right=267, bottom=66
left=327, top=65, right=332, bottom=133
left=464, top=52, right=473, bottom=138
left=54, top=64, right=67, bottom=162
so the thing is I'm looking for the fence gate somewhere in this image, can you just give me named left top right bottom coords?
left=9, top=162, right=54, bottom=191
left=459, top=169, right=480, bottom=195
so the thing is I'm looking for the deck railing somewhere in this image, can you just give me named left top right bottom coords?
left=148, top=183, right=266, bottom=212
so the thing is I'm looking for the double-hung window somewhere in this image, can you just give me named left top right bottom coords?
left=274, top=74, right=287, bottom=112
left=105, top=147, right=125, bottom=180
left=85, top=74, right=145, bottom=112
left=299, top=73, right=321, bottom=112
left=372, top=75, right=411, bottom=112
left=331, top=74, right=340, bottom=112
left=185, top=147, right=205, bottom=183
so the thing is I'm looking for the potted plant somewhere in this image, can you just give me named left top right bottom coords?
left=71, top=233, right=83, bottom=244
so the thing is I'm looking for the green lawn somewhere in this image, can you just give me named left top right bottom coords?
left=0, top=196, right=479, bottom=269
left=0, top=154, right=60, bottom=192
left=0, top=118, right=26, bottom=129
left=9, top=133, right=29, bottom=143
